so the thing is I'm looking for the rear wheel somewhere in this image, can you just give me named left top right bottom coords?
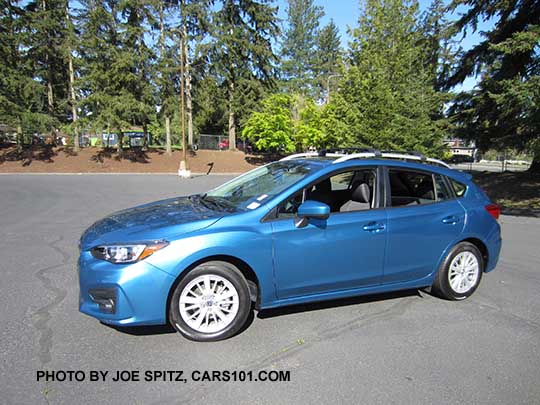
left=169, top=261, right=251, bottom=341
left=432, top=242, right=483, bottom=300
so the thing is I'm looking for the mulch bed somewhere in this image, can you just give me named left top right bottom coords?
left=0, top=145, right=279, bottom=174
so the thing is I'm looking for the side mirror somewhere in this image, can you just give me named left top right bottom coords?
left=296, top=200, right=330, bottom=228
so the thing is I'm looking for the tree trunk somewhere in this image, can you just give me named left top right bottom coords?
left=42, top=0, right=54, bottom=120
left=228, top=81, right=236, bottom=151
left=142, top=122, right=148, bottom=150
left=165, top=116, right=172, bottom=156
left=66, top=4, right=79, bottom=152
left=16, top=123, right=23, bottom=152
left=117, top=131, right=123, bottom=155
left=182, top=24, right=194, bottom=148
left=529, top=154, right=540, bottom=174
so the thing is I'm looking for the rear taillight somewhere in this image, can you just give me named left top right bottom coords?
left=485, top=204, right=501, bottom=220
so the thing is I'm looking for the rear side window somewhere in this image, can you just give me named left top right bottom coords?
left=389, top=169, right=436, bottom=206
left=434, top=174, right=453, bottom=200
left=450, top=179, right=467, bottom=197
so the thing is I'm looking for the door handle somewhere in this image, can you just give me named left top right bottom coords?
left=363, top=222, right=385, bottom=232
left=442, top=216, right=460, bottom=224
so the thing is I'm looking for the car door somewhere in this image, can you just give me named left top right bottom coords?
left=270, top=167, right=387, bottom=300
left=383, top=167, right=466, bottom=283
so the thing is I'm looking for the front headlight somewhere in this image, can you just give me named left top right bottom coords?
left=91, top=240, right=169, bottom=264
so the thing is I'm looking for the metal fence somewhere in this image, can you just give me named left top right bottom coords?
left=198, top=134, right=228, bottom=150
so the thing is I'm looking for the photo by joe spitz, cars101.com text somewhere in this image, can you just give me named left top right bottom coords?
left=79, top=149, right=502, bottom=342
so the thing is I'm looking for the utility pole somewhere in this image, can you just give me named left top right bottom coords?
left=178, top=26, right=190, bottom=178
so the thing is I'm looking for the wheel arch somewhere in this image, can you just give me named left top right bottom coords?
left=165, top=255, right=261, bottom=323
left=459, top=237, right=489, bottom=271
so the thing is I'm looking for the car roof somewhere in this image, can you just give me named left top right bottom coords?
left=283, top=157, right=472, bottom=182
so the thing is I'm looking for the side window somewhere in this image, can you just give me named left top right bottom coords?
left=330, top=172, right=354, bottom=191
left=389, top=169, right=436, bottom=207
left=276, top=168, right=376, bottom=218
left=450, top=179, right=467, bottom=197
left=434, top=174, right=452, bottom=201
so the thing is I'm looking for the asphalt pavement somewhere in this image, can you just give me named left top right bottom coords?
left=1, top=174, right=539, bottom=404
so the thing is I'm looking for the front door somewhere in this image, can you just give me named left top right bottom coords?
left=270, top=167, right=387, bottom=299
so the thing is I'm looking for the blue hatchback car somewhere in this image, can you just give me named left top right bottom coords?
left=79, top=150, right=502, bottom=341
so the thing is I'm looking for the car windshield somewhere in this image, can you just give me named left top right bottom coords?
left=204, top=161, right=316, bottom=211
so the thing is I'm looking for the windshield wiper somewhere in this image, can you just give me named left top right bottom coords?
left=204, top=196, right=236, bottom=211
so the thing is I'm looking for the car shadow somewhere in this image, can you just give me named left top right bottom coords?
left=103, top=323, right=177, bottom=336
left=257, top=289, right=424, bottom=319
left=103, top=289, right=425, bottom=337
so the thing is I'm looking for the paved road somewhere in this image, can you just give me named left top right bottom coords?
left=1, top=174, right=539, bottom=404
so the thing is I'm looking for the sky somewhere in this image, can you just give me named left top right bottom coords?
left=275, top=0, right=496, bottom=91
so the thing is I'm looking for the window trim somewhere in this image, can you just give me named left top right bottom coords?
left=261, top=165, right=384, bottom=222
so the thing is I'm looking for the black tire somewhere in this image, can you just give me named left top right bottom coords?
left=169, top=261, right=251, bottom=341
left=432, top=242, right=484, bottom=300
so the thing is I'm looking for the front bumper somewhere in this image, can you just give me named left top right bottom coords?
left=78, top=251, right=176, bottom=326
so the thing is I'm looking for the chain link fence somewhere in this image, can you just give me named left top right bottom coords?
left=198, top=134, right=228, bottom=150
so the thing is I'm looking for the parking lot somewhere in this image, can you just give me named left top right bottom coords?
left=1, top=174, right=539, bottom=404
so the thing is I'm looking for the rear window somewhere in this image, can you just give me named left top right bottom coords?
left=450, top=179, right=467, bottom=197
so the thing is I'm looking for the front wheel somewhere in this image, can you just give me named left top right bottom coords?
left=432, top=242, right=483, bottom=300
left=169, top=261, right=251, bottom=341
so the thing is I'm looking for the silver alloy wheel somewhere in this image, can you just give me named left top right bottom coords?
left=448, top=251, right=480, bottom=294
left=179, top=274, right=239, bottom=333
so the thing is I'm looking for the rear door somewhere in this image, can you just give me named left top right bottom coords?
left=383, top=167, right=466, bottom=283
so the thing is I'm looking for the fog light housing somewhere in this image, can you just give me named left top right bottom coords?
left=89, top=288, right=117, bottom=314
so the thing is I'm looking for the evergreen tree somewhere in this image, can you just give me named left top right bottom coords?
left=280, top=0, right=324, bottom=96
left=326, top=0, right=446, bottom=156
left=0, top=0, right=54, bottom=146
left=314, top=20, right=342, bottom=102
left=208, top=0, right=279, bottom=150
left=23, top=0, right=69, bottom=131
left=78, top=0, right=156, bottom=153
left=446, top=0, right=540, bottom=172
left=420, top=0, right=456, bottom=91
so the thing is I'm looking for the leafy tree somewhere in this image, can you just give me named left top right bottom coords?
left=445, top=0, right=540, bottom=172
left=242, top=94, right=296, bottom=152
left=314, top=20, right=343, bottom=101
left=208, top=0, right=279, bottom=150
left=327, top=0, right=446, bottom=156
left=280, top=0, right=324, bottom=97
left=242, top=93, right=347, bottom=152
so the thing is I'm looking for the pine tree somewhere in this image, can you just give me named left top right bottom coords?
left=328, top=0, right=445, bottom=155
left=209, top=0, right=279, bottom=150
left=280, top=0, right=324, bottom=97
left=445, top=0, right=540, bottom=172
left=23, top=0, right=69, bottom=132
left=0, top=0, right=54, bottom=147
left=314, top=20, right=342, bottom=102
left=78, top=0, right=156, bottom=154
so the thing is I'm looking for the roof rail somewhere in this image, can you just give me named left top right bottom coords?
left=333, top=152, right=449, bottom=168
left=319, top=147, right=382, bottom=157
left=279, top=148, right=450, bottom=168
left=280, top=152, right=346, bottom=161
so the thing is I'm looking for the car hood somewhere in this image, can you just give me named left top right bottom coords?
left=80, top=196, right=224, bottom=250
